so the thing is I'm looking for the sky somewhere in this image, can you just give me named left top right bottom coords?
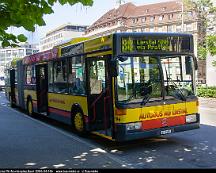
left=10, top=0, right=172, bottom=44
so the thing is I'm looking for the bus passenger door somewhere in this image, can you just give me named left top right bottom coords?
left=36, top=64, right=48, bottom=113
left=87, top=58, right=113, bottom=133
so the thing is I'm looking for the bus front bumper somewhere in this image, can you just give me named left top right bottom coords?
left=115, top=122, right=200, bottom=142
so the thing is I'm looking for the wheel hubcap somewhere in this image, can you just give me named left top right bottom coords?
left=74, top=113, right=84, bottom=132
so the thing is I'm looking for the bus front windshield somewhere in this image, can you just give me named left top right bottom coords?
left=116, top=55, right=195, bottom=105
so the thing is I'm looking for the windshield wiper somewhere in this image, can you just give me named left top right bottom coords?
left=168, top=78, right=186, bottom=101
left=141, top=94, right=151, bottom=106
left=140, top=82, right=158, bottom=106
left=163, top=61, right=186, bottom=101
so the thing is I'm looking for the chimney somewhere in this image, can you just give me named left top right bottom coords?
left=115, top=0, right=126, bottom=9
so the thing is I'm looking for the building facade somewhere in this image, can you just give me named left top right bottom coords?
left=0, top=43, right=39, bottom=77
left=39, top=24, right=88, bottom=51
left=85, top=0, right=206, bottom=83
left=206, top=0, right=216, bottom=86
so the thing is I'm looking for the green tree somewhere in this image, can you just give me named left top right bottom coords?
left=207, top=35, right=216, bottom=66
left=0, top=0, right=93, bottom=48
left=207, top=35, right=216, bottom=56
left=183, top=0, right=216, bottom=60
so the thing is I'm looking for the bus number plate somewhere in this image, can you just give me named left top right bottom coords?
left=160, top=129, right=172, bottom=135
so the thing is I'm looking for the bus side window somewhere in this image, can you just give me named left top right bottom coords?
left=89, top=60, right=105, bottom=94
left=53, top=60, right=68, bottom=93
left=69, top=56, right=86, bottom=95
left=25, top=65, right=36, bottom=85
left=48, top=62, right=53, bottom=92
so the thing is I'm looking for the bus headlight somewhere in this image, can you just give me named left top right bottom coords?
left=186, top=114, right=197, bottom=123
left=126, top=122, right=142, bottom=131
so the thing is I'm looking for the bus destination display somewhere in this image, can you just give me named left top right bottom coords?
left=121, top=36, right=191, bottom=53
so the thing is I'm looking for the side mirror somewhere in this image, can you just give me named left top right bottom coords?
left=118, top=56, right=128, bottom=62
left=109, top=59, right=118, bottom=77
left=185, top=56, right=192, bottom=74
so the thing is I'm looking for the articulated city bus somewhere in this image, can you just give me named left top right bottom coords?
left=5, top=33, right=200, bottom=141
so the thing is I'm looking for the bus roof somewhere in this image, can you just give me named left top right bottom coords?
left=22, top=32, right=194, bottom=65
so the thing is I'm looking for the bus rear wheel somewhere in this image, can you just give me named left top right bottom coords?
left=27, top=99, right=33, bottom=116
left=73, top=112, right=86, bottom=136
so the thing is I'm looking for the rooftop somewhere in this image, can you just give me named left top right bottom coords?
left=46, top=23, right=88, bottom=37
left=88, top=0, right=184, bottom=30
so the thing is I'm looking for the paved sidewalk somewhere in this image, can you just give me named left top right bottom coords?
left=199, top=97, right=216, bottom=109
left=0, top=92, right=124, bottom=169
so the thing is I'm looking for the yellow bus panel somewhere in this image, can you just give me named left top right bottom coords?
left=48, top=93, right=88, bottom=115
left=87, top=50, right=112, bottom=58
left=84, top=35, right=113, bottom=53
left=24, top=89, right=37, bottom=101
left=114, top=101, right=198, bottom=123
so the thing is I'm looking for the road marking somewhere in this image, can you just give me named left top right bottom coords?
left=2, top=104, right=130, bottom=168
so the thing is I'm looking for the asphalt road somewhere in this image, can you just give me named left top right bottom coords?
left=0, top=91, right=216, bottom=169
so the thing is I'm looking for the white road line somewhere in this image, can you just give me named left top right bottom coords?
left=2, top=104, right=130, bottom=168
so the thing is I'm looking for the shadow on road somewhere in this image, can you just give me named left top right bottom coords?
left=17, top=108, right=216, bottom=168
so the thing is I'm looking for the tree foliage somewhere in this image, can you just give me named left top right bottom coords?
left=207, top=35, right=216, bottom=66
left=207, top=35, right=216, bottom=56
left=183, top=0, right=216, bottom=60
left=0, top=0, right=93, bottom=48
left=198, top=45, right=207, bottom=60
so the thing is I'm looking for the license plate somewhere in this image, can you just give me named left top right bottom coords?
left=160, top=129, right=172, bottom=135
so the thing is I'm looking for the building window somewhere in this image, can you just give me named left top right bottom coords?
left=186, top=23, right=193, bottom=31
left=132, top=18, right=138, bottom=23
left=26, top=49, right=33, bottom=55
left=18, top=49, right=24, bottom=57
left=150, top=27, right=154, bottom=32
left=6, top=50, right=11, bottom=57
left=159, top=15, right=164, bottom=21
left=158, top=26, right=163, bottom=32
left=187, top=11, right=193, bottom=17
left=132, top=29, right=137, bottom=32
left=177, top=14, right=182, bottom=19
left=141, top=27, right=145, bottom=32
left=142, top=17, right=146, bottom=22
left=168, top=14, right=173, bottom=20
left=176, top=25, right=182, bottom=32
left=12, top=50, right=18, bottom=57
left=167, top=25, right=173, bottom=32
left=150, top=16, right=155, bottom=22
